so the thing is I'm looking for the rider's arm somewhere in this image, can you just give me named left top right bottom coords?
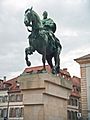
left=48, top=19, right=54, bottom=27
left=44, top=18, right=54, bottom=27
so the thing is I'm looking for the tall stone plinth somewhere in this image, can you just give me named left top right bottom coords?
left=18, top=72, right=72, bottom=120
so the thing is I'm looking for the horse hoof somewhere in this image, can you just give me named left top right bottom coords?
left=52, top=67, right=57, bottom=74
left=27, top=61, right=31, bottom=66
left=52, top=70, right=56, bottom=74
left=42, top=69, right=47, bottom=73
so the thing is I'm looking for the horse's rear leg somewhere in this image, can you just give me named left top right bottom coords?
left=42, top=50, right=46, bottom=70
left=54, top=54, right=60, bottom=73
left=52, top=50, right=60, bottom=74
left=42, top=55, right=46, bottom=70
left=46, top=55, right=53, bottom=69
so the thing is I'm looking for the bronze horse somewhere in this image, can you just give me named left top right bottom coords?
left=24, top=7, right=62, bottom=74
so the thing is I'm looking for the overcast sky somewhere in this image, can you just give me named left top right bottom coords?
left=0, top=0, right=90, bottom=80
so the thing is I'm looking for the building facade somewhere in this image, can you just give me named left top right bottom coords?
left=0, top=77, right=24, bottom=120
left=67, top=76, right=81, bottom=120
left=0, top=66, right=81, bottom=120
left=75, top=54, right=90, bottom=120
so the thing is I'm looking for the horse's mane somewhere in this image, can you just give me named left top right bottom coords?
left=32, top=10, right=42, bottom=26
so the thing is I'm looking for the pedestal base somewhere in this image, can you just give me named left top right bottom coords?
left=18, top=72, right=71, bottom=120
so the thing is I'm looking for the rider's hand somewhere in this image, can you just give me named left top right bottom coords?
left=27, top=27, right=32, bottom=32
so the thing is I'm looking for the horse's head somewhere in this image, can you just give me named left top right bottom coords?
left=24, top=7, right=41, bottom=29
left=24, top=7, right=33, bottom=27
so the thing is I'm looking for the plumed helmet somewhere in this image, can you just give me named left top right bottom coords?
left=43, top=11, right=48, bottom=17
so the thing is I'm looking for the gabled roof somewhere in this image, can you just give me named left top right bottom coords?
left=6, top=77, right=20, bottom=92
left=74, top=54, right=90, bottom=64
left=0, top=77, right=20, bottom=92
left=75, top=54, right=90, bottom=60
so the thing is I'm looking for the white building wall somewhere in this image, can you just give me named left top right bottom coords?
left=0, top=90, right=8, bottom=96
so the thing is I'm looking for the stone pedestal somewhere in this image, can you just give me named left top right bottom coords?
left=18, top=72, right=72, bottom=120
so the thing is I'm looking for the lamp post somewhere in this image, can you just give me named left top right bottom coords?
left=5, top=88, right=10, bottom=120
left=77, top=112, right=82, bottom=120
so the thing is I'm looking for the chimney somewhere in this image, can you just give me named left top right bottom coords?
left=63, top=68, right=67, bottom=71
left=3, top=76, right=6, bottom=81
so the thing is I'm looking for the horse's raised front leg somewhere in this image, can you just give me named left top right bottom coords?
left=25, top=47, right=31, bottom=66
left=25, top=46, right=35, bottom=66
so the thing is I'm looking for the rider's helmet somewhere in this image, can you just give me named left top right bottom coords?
left=43, top=11, right=48, bottom=19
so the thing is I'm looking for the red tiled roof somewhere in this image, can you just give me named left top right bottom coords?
left=0, top=80, right=3, bottom=90
left=0, top=79, right=3, bottom=81
left=0, top=77, right=21, bottom=92
left=8, top=77, right=20, bottom=91
left=60, top=68, right=71, bottom=77
left=71, top=92, right=80, bottom=98
left=24, top=65, right=71, bottom=77
left=71, top=76, right=80, bottom=86
left=24, top=65, right=51, bottom=73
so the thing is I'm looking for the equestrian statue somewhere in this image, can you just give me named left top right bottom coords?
left=24, top=7, right=62, bottom=74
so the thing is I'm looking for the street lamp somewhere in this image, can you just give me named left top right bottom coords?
left=77, top=112, right=82, bottom=120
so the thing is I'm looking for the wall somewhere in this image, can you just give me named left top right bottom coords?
left=86, top=63, right=90, bottom=119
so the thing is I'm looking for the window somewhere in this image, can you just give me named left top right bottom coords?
left=9, top=107, right=23, bottom=118
left=72, top=111, right=74, bottom=119
left=73, top=85, right=77, bottom=92
left=0, top=96, right=3, bottom=102
left=3, top=96, right=8, bottom=102
left=9, top=95, right=16, bottom=102
left=0, top=109, right=3, bottom=118
left=9, top=108, right=16, bottom=117
left=69, top=97, right=78, bottom=106
left=20, top=108, right=24, bottom=117
left=15, top=107, right=23, bottom=117
left=68, top=97, right=72, bottom=105
left=0, top=108, right=7, bottom=118
left=74, top=99, right=78, bottom=106
left=75, top=111, right=78, bottom=120
left=3, top=108, right=7, bottom=118
left=9, top=94, right=23, bottom=102
left=15, top=108, right=20, bottom=117
left=71, top=98, right=74, bottom=106
left=16, top=94, right=23, bottom=102
left=67, top=110, right=71, bottom=120
left=76, top=86, right=80, bottom=92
